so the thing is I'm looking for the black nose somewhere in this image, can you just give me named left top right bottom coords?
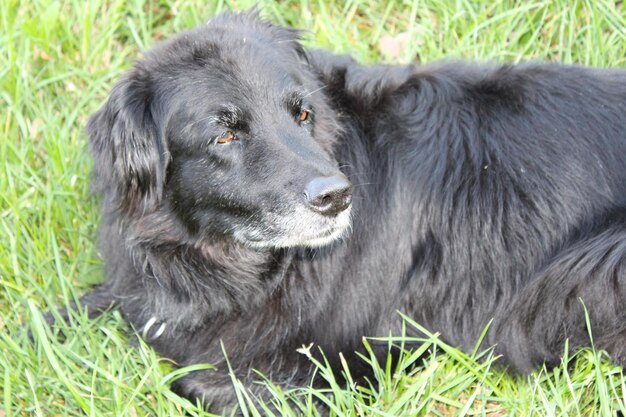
left=304, top=174, right=353, bottom=216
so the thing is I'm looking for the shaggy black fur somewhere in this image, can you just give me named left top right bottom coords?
left=58, top=10, right=626, bottom=413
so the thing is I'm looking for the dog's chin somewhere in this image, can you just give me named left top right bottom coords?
left=234, top=206, right=352, bottom=249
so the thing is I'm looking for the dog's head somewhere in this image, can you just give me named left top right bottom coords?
left=88, top=11, right=352, bottom=249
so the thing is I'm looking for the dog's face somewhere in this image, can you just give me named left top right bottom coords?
left=88, top=13, right=352, bottom=249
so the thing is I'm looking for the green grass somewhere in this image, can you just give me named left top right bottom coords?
left=1, top=0, right=626, bottom=415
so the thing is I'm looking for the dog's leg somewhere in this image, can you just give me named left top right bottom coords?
left=492, top=217, right=626, bottom=371
left=42, top=284, right=117, bottom=332
left=170, top=370, right=324, bottom=416
left=163, top=342, right=331, bottom=416
left=170, top=374, right=241, bottom=415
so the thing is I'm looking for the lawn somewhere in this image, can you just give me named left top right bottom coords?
left=1, top=0, right=626, bottom=416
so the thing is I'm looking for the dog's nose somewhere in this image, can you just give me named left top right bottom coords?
left=304, top=174, right=353, bottom=216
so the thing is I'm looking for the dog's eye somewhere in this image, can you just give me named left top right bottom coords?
left=216, top=130, right=235, bottom=144
left=298, top=110, right=310, bottom=124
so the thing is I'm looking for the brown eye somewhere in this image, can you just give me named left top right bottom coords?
left=298, top=110, right=309, bottom=123
left=216, top=130, right=235, bottom=144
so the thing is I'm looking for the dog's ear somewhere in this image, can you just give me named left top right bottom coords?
left=87, top=68, right=168, bottom=215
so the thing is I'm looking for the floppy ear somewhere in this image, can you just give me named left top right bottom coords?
left=87, top=69, right=168, bottom=215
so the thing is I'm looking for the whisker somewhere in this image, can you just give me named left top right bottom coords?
left=303, top=84, right=327, bottom=98
left=181, top=115, right=219, bottom=132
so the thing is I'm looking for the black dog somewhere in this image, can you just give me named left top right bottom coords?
left=60, top=10, right=626, bottom=413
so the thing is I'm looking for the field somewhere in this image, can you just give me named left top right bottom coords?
left=1, top=0, right=626, bottom=415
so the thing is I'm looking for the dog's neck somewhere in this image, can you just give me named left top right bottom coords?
left=121, top=211, right=293, bottom=329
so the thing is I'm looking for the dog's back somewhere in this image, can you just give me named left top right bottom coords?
left=308, top=55, right=626, bottom=371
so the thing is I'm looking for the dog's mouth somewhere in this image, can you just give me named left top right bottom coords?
left=234, top=204, right=352, bottom=249
left=292, top=216, right=352, bottom=247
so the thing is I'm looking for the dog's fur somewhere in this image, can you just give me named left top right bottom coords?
left=61, top=10, right=626, bottom=412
